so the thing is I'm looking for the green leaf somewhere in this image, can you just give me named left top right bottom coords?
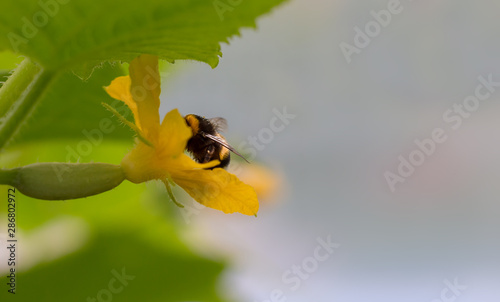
left=0, top=0, right=287, bottom=77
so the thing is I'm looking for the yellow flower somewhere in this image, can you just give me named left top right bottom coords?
left=105, top=54, right=258, bottom=216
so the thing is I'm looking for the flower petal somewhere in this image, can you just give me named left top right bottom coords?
left=173, top=168, right=259, bottom=216
left=121, top=142, right=162, bottom=183
left=105, top=76, right=142, bottom=129
left=128, top=54, right=161, bottom=139
left=158, top=109, right=193, bottom=158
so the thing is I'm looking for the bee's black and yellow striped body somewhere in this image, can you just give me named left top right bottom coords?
left=184, top=114, right=233, bottom=169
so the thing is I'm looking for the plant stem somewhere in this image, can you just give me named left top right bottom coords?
left=0, top=168, right=16, bottom=185
left=0, top=59, right=56, bottom=149
left=0, top=59, right=39, bottom=118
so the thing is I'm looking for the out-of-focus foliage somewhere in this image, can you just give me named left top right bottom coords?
left=18, top=232, right=226, bottom=302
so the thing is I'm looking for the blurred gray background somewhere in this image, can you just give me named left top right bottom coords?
left=160, top=0, right=500, bottom=301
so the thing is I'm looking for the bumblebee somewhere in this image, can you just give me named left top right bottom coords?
left=184, top=114, right=249, bottom=169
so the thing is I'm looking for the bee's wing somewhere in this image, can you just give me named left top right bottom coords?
left=205, top=133, right=250, bottom=163
left=208, top=117, right=228, bottom=132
